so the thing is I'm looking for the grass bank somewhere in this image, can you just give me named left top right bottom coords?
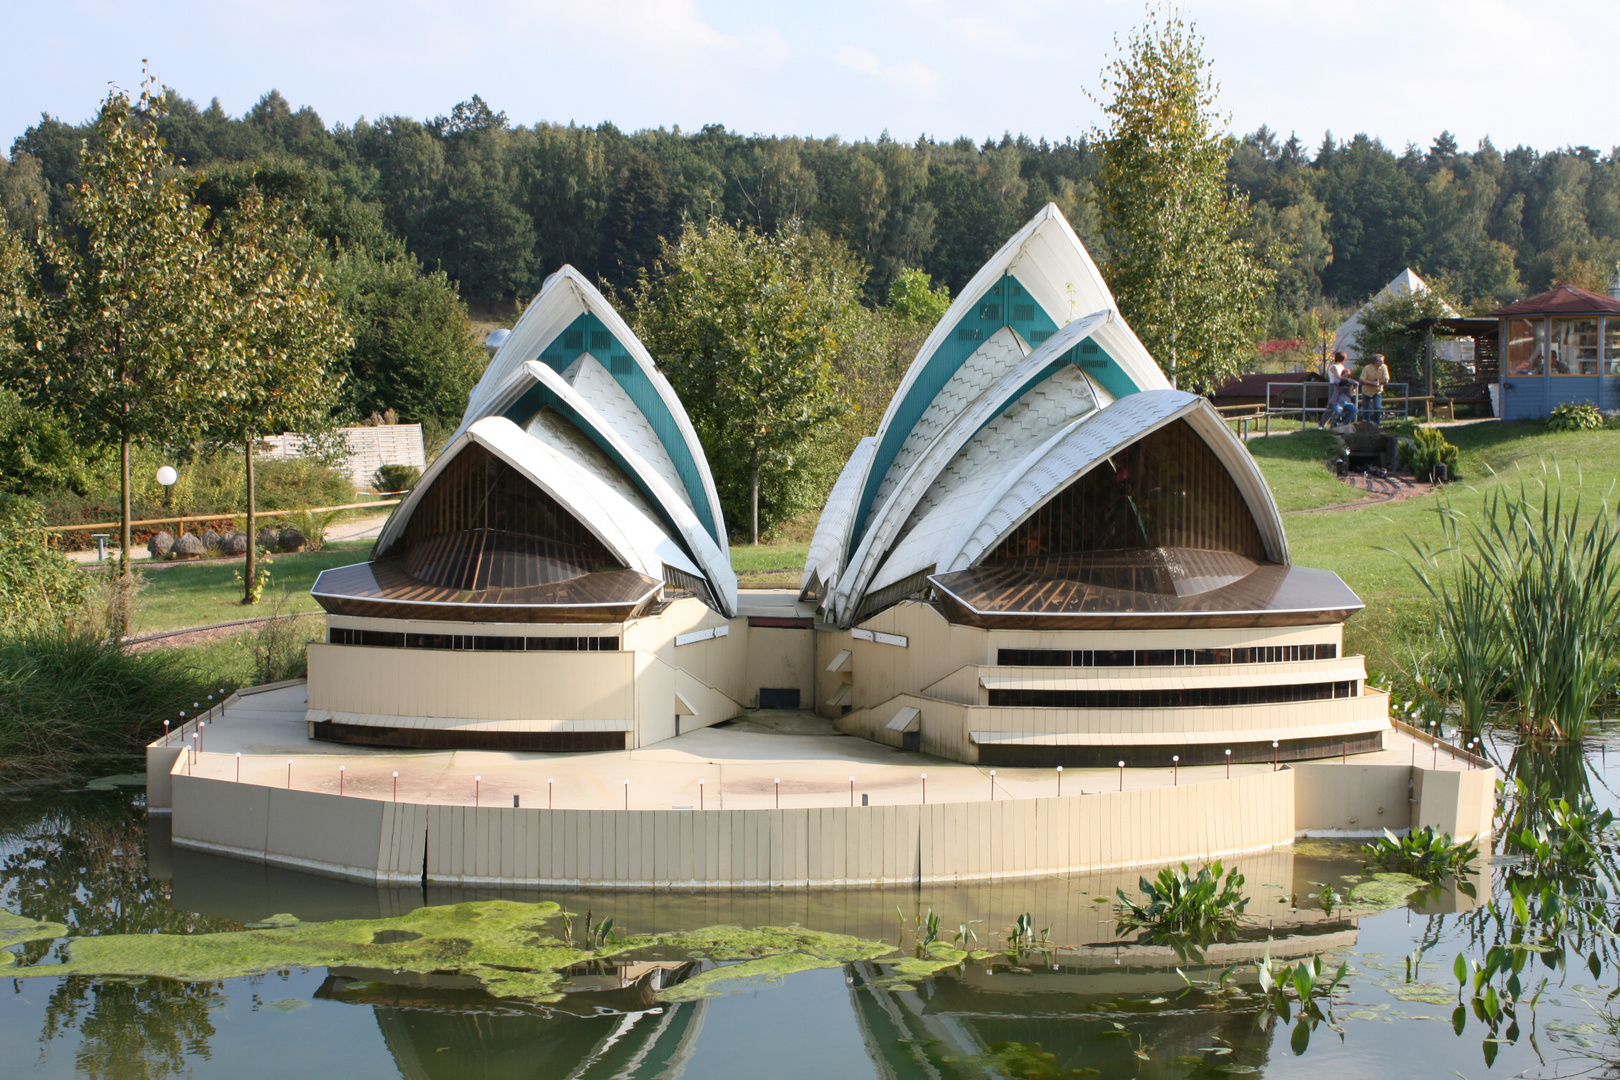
left=0, top=628, right=260, bottom=778
left=127, top=541, right=372, bottom=635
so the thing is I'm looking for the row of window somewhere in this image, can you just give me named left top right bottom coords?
left=1504, top=316, right=1620, bottom=377
left=988, top=681, right=1359, bottom=709
left=327, top=628, right=619, bottom=652
left=996, top=644, right=1338, bottom=668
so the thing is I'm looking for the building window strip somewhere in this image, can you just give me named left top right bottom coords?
left=987, top=680, right=1358, bottom=709
left=328, top=628, right=619, bottom=652
left=996, top=644, right=1338, bottom=667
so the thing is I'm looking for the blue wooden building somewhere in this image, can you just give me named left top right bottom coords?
left=1492, top=285, right=1620, bottom=420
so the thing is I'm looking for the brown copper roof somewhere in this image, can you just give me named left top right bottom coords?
left=1488, top=285, right=1620, bottom=317
left=928, top=553, right=1362, bottom=630
left=311, top=560, right=661, bottom=623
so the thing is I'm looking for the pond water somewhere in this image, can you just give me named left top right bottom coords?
left=3, top=738, right=1616, bottom=1080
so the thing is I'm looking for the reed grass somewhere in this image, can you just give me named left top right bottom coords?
left=0, top=624, right=208, bottom=770
left=1401, top=475, right=1620, bottom=742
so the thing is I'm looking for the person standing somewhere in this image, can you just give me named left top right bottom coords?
left=1322, top=351, right=1354, bottom=427
left=1359, top=353, right=1390, bottom=425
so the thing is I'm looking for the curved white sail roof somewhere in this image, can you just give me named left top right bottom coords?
left=940, top=390, right=1288, bottom=574
left=382, top=267, right=737, bottom=616
left=373, top=415, right=706, bottom=587
left=460, top=265, right=728, bottom=551
left=805, top=203, right=1180, bottom=625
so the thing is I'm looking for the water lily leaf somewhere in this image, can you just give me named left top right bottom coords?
left=1389, top=983, right=1456, bottom=1005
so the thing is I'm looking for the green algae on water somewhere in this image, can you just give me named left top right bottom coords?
left=1387, top=983, right=1457, bottom=1005
left=653, top=924, right=898, bottom=1002
left=1347, top=873, right=1429, bottom=909
left=0, top=909, right=67, bottom=951
left=7, top=900, right=593, bottom=1001
left=2, top=903, right=905, bottom=1005
left=657, top=953, right=844, bottom=1002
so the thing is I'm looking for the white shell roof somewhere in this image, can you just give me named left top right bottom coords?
left=375, top=415, right=705, bottom=585
left=385, top=266, right=737, bottom=616
left=459, top=265, right=728, bottom=550
left=805, top=203, right=1187, bottom=625
left=940, top=390, right=1288, bottom=574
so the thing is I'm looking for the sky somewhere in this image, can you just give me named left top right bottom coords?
left=6, top=0, right=1618, bottom=155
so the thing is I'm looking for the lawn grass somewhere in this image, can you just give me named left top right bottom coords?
left=1280, top=421, right=1620, bottom=683
left=129, top=540, right=372, bottom=635
left=731, top=540, right=811, bottom=589
left=1245, top=428, right=1366, bottom=513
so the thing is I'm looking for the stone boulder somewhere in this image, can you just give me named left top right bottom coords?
left=199, top=528, right=221, bottom=552
left=279, top=526, right=307, bottom=552
left=147, top=531, right=174, bottom=559
left=173, top=533, right=205, bottom=559
left=256, top=525, right=281, bottom=551
left=224, top=531, right=248, bottom=555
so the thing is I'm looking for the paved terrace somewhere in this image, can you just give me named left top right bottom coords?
left=165, top=683, right=1481, bottom=813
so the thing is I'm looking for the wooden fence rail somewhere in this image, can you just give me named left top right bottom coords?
left=44, top=499, right=401, bottom=534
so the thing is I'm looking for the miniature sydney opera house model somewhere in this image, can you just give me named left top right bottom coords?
left=149, top=204, right=1493, bottom=890
left=301, top=204, right=1380, bottom=769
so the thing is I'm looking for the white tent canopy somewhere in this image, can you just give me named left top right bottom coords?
left=1333, top=268, right=1458, bottom=359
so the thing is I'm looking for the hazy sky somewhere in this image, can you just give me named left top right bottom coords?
left=7, top=0, right=1616, bottom=155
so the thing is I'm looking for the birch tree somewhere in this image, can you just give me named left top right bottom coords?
left=1092, top=8, right=1272, bottom=393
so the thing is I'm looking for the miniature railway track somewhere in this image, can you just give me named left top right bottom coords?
left=1284, top=472, right=1416, bottom=515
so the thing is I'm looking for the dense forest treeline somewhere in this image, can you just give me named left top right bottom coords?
left=7, top=89, right=1620, bottom=343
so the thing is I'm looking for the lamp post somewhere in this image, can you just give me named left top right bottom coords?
left=1225, top=748, right=1231, bottom=778
left=1057, top=765, right=1063, bottom=797
left=1118, top=760, right=1124, bottom=791
left=1172, top=755, right=1179, bottom=785
left=920, top=773, right=927, bottom=805
left=989, top=769, right=996, bottom=801
left=157, top=466, right=179, bottom=550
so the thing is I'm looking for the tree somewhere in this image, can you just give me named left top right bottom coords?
left=208, top=192, right=350, bottom=603
left=632, top=220, right=859, bottom=543
left=885, top=267, right=951, bottom=325
left=1354, top=282, right=1458, bottom=386
left=12, top=81, right=226, bottom=610
left=1091, top=8, right=1272, bottom=392
left=329, top=250, right=486, bottom=440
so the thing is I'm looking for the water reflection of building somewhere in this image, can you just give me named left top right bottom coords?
left=848, top=959, right=1278, bottom=1079
left=333, top=969, right=707, bottom=1080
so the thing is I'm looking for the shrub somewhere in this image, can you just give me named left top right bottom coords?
left=253, top=458, right=353, bottom=510
left=285, top=509, right=341, bottom=552
left=0, top=494, right=88, bottom=629
left=1398, top=426, right=1460, bottom=481
left=1547, top=402, right=1604, bottom=432
left=249, top=603, right=314, bottom=683
left=373, top=463, right=421, bottom=493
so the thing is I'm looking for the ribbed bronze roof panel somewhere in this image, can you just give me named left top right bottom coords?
left=312, top=559, right=660, bottom=623
left=928, top=555, right=1361, bottom=630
